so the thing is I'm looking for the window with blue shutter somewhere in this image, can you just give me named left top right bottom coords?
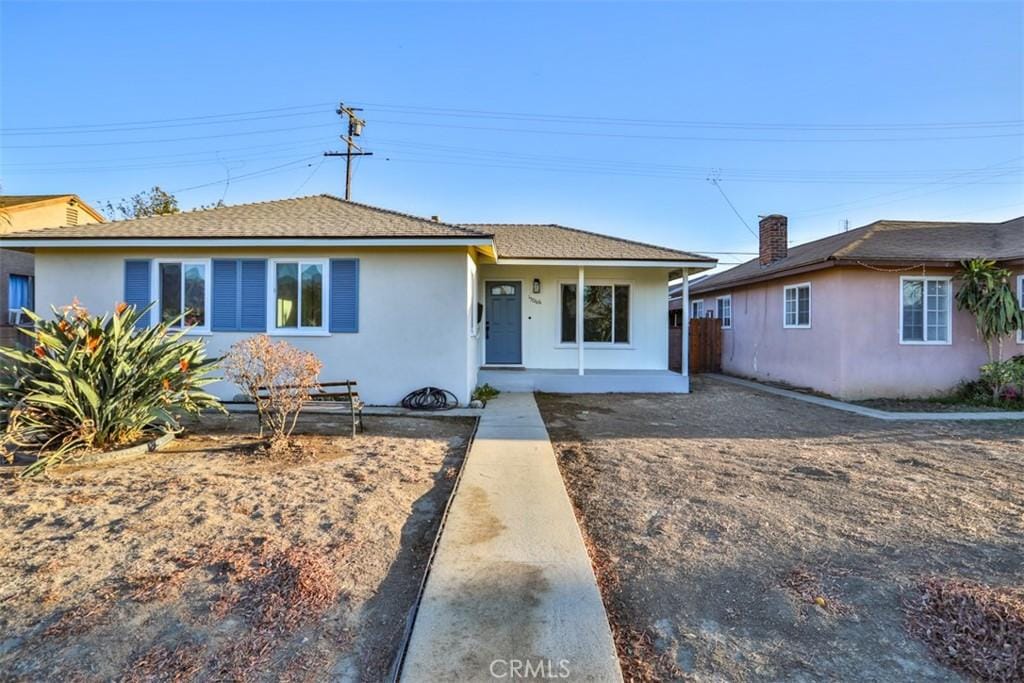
left=123, top=260, right=152, bottom=328
left=211, top=258, right=267, bottom=332
left=239, top=260, right=267, bottom=331
left=329, top=259, right=359, bottom=333
left=211, top=260, right=238, bottom=331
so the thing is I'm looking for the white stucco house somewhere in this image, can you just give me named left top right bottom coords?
left=1, top=195, right=715, bottom=405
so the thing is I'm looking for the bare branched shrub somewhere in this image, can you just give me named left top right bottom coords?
left=223, top=336, right=322, bottom=444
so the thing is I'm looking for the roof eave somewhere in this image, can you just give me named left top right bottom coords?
left=0, top=236, right=496, bottom=249
left=494, top=257, right=717, bottom=270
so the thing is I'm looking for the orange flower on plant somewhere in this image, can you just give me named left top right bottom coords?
left=58, top=320, right=71, bottom=335
left=162, top=378, right=171, bottom=391
left=179, top=358, right=190, bottom=373
left=33, top=345, right=46, bottom=359
left=115, top=302, right=129, bottom=315
left=85, top=333, right=101, bottom=353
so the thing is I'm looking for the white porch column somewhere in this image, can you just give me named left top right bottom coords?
left=681, top=269, right=689, bottom=377
left=577, top=266, right=585, bottom=376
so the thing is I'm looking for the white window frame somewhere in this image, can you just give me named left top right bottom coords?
left=267, top=258, right=330, bottom=336
left=556, top=279, right=634, bottom=348
left=782, top=283, right=811, bottom=329
left=691, top=299, right=705, bottom=319
left=899, top=275, right=953, bottom=346
left=716, top=295, right=733, bottom=329
left=1017, top=275, right=1023, bottom=345
left=468, top=264, right=479, bottom=338
left=152, top=258, right=212, bottom=334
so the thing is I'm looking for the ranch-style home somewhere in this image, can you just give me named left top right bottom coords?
left=686, top=213, right=1024, bottom=399
left=1, top=195, right=715, bottom=405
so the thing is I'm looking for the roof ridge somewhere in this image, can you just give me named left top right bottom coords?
left=469, top=222, right=707, bottom=259
left=320, top=194, right=491, bottom=237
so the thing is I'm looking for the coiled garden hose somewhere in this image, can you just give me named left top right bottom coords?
left=401, top=387, right=460, bottom=411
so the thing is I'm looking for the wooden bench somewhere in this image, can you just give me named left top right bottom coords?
left=255, top=380, right=364, bottom=437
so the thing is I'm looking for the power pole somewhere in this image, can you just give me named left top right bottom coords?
left=324, top=102, right=373, bottom=200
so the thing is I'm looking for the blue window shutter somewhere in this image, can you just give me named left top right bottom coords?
left=239, top=259, right=267, bottom=332
left=330, top=259, right=359, bottom=333
left=211, top=259, right=239, bottom=331
left=123, top=260, right=152, bottom=329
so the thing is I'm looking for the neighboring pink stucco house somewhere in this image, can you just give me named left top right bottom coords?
left=684, top=214, right=1024, bottom=399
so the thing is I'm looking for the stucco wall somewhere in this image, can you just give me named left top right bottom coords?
left=714, top=270, right=847, bottom=396
left=33, top=247, right=474, bottom=406
left=708, top=266, right=1024, bottom=399
left=476, top=264, right=672, bottom=371
left=2, top=199, right=103, bottom=346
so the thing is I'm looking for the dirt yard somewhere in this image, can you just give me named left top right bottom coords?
left=0, top=412, right=474, bottom=682
left=538, top=378, right=1024, bottom=682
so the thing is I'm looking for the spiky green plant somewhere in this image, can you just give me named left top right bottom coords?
left=0, top=300, right=224, bottom=476
left=955, top=259, right=1024, bottom=400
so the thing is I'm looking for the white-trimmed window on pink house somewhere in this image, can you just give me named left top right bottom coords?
left=691, top=299, right=704, bottom=319
left=783, top=283, right=811, bottom=328
left=716, top=295, right=732, bottom=329
left=900, top=275, right=951, bottom=345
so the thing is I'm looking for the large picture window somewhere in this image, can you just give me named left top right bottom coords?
left=901, top=276, right=951, bottom=344
left=560, top=283, right=630, bottom=344
left=156, top=260, right=208, bottom=329
left=272, top=260, right=326, bottom=331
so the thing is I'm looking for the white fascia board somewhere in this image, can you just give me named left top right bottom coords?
left=0, top=237, right=495, bottom=249
left=495, top=258, right=718, bottom=269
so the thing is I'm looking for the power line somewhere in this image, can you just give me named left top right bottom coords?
left=707, top=172, right=758, bottom=240
left=3, top=102, right=333, bottom=133
left=368, top=117, right=1023, bottom=143
left=1, top=122, right=340, bottom=149
left=349, top=101, right=1023, bottom=131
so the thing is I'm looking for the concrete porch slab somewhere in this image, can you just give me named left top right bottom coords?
left=478, top=367, right=689, bottom=394
left=398, top=393, right=621, bottom=682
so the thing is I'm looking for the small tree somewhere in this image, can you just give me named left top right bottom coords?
left=103, top=186, right=179, bottom=220
left=223, top=335, right=322, bottom=445
left=955, top=259, right=1024, bottom=399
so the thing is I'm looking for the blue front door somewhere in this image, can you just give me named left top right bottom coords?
left=485, top=281, right=522, bottom=364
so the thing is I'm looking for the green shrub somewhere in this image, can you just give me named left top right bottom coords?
left=979, top=357, right=1024, bottom=403
left=472, top=383, right=500, bottom=405
left=0, top=300, right=223, bottom=476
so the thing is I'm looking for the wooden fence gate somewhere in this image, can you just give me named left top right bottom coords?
left=669, top=318, right=722, bottom=374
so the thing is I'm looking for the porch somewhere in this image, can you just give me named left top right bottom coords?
left=477, top=367, right=689, bottom=393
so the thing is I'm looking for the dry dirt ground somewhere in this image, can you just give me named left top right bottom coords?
left=537, top=378, right=1024, bottom=682
left=0, top=412, right=474, bottom=682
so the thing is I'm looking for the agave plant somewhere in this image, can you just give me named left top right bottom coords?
left=0, top=300, right=224, bottom=477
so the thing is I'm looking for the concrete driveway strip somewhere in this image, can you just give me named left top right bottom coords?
left=400, top=393, right=622, bottom=682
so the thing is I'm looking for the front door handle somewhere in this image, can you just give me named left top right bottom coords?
left=485, top=321, right=491, bottom=339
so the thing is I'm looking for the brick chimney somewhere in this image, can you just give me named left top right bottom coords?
left=759, top=214, right=788, bottom=265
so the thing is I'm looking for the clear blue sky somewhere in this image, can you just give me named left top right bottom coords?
left=2, top=1, right=1022, bottom=268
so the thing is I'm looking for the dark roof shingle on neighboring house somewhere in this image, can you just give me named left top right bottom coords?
left=464, top=223, right=710, bottom=261
left=692, top=216, right=1024, bottom=294
left=0, top=195, right=484, bottom=240
left=0, top=195, right=75, bottom=208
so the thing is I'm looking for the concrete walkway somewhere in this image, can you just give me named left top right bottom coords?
left=399, top=393, right=622, bottom=682
left=709, top=374, right=1024, bottom=421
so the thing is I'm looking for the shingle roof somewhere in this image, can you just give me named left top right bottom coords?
left=1, top=195, right=484, bottom=240
left=692, top=216, right=1024, bottom=294
left=464, top=223, right=710, bottom=262
left=0, top=194, right=74, bottom=208
left=1, top=194, right=714, bottom=264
